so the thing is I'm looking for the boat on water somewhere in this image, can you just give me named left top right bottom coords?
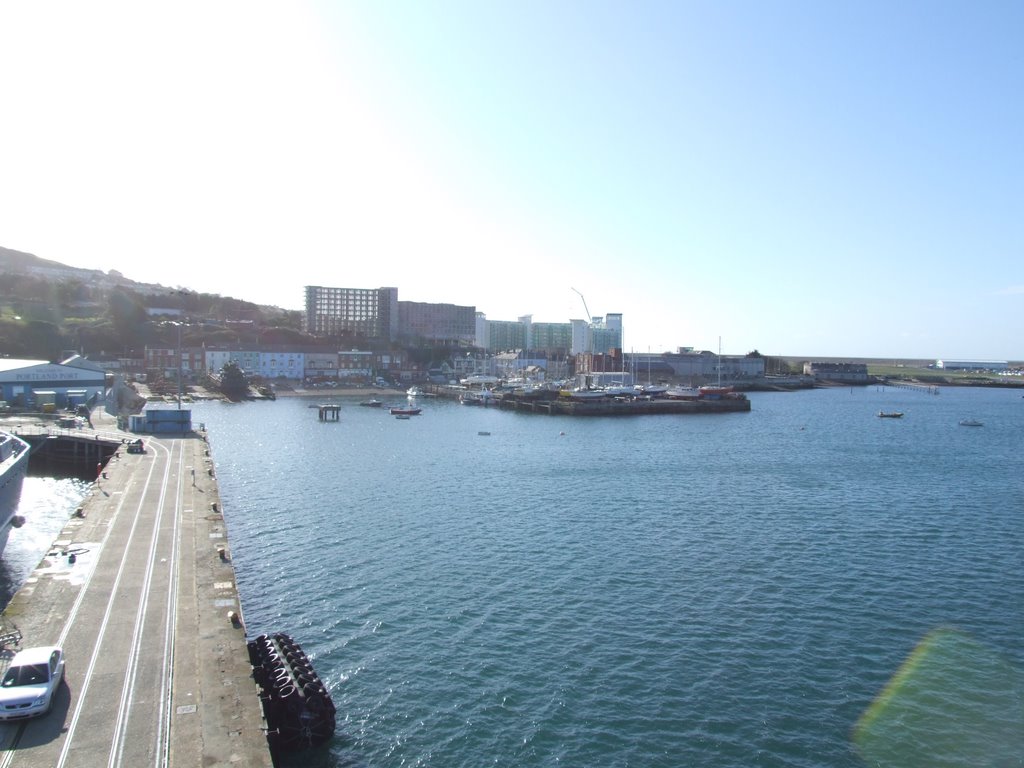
left=459, top=392, right=483, bottom=405
left=359, top=399, right=383, bottom=407
left=406, top=386, right=423, bottom=398
left=958, top=419, right=983, bottom=427
left=390, top=406, right=422, bottom=416
left=0, top=430, right=30, bottom=557
left=878, top=411, right=904, bottom=418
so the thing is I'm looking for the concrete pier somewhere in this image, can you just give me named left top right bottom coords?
left=420, top=383, right=753, bottom=415
left=0, top=412, right=273, bottom=767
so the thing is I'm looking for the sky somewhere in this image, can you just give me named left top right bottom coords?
left=1, top=1, right=1021, bottom=360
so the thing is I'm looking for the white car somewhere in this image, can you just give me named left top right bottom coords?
left=0, top=646, right=65, bottom=720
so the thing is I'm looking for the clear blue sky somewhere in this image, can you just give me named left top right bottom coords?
left=1, top=1, right=1020, bottom=359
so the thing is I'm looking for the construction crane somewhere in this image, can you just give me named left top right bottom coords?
left=570, top=287, right=591, bottom=322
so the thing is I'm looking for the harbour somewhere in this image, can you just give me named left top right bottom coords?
left=196, top=384, right=1022, bottom=767
left=0, top=384, right=1020, bottom=767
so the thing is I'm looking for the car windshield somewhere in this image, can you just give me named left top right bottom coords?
left=1, top=664, right=50, bottom=687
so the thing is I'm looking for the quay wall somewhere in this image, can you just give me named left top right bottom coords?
left=0, top=419, right=273, bottom=766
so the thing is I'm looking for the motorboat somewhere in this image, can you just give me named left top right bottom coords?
left=390, top=406, right=422, bottom=416
left=699, top=385, right=735, bottom=400
left=878, top=411, right=904, bottom=418
left=560, top=388, right=608, bottom=401
left=359, top=399, right=383, bottom=407
left=958, top=419, right=983, bottom=427
left=664, top=386, right=702, bottom=400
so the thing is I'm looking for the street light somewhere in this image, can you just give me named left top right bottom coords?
left=176, top=321, right=183, bottom=410
left=167, top=289, right=191, bottom=410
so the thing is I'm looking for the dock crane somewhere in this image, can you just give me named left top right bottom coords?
left=570, top=287, right=592, bottom=322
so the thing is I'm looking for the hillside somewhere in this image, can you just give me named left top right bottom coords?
left=0, top=245, right=305, bottom=360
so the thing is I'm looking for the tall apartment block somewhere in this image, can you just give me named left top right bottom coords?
left=304, top=286, right=398, bottom=341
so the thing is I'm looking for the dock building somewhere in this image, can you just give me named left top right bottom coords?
left=0, top=356, right=107, bottom=409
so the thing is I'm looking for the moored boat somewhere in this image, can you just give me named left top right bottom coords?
left=390, top=406, right=422, bottom=416
left=958, top=419, right=983, bottom=427
left=559, top=388, right=608, bottom=401
left=664, top=386, right=702, bottom=400
left=698, top=385, right=735, bottom=400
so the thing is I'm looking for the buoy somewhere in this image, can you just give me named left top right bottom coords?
left=11, top=515, right=25, bottom=528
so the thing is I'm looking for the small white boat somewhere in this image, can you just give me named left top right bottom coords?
left=406, top=386, right=423, bottom=397
left=958, top=419, right=983, bottom=427
left=560, top=388, right=608, bottom=400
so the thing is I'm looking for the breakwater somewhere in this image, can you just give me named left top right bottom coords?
left=420, top=384, right=752, bottom=415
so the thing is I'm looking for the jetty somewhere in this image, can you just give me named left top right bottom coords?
left=317, top=403, right=341, bottom=421
left=0, top=411, right=273, bottom=767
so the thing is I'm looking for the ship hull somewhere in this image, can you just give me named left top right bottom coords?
left=0, top=431, right=30, bottom=557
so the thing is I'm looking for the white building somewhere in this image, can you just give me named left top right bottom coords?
left=936, top=360, right=1008, bottom=371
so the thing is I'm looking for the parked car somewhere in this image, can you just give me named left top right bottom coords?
left=0, top=646, right=65, bottom=720
left=127, top=438, right=146, bottom=454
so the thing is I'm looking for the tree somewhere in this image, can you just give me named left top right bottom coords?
left=107, top=287, right=150, bottom=348
left=218, top=361, right=249, bottom=401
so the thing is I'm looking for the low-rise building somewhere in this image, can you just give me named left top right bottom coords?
left=0, top=357, right=106, bottom=409
left=936, top=360, right=1008, bottom=371
left=803, top=361, right=870, bottom=382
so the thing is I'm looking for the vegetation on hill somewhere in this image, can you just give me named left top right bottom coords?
left=0, top=247, right=306, bottom=360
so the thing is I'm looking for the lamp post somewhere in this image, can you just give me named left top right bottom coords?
left=177, top=321, right=182, bottom=410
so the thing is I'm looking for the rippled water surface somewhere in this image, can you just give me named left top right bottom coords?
left=192, top=386, right=1024, bottom=767
left=1, top=476, right=91, bottom=605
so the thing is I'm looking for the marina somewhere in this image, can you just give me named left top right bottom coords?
left=415, top=382, right=752, bottom=415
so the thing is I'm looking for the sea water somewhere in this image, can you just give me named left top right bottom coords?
left=0, top=477, right=91, bottom=606
left=189, top=387, right=1020, bottom=766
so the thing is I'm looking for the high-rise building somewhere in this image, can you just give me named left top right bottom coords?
left=397, top=301, right=476, bottom=344
left=304, top=286, right=398, bottom=341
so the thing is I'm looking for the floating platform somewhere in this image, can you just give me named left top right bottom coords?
left=248, top=632, right=336, bottom=755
